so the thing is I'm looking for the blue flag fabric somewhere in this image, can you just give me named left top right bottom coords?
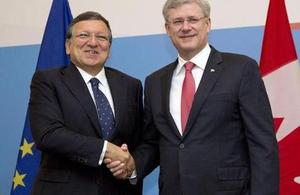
left=10, top=0, right=72, bottom=194
left=36, top=0, right=73, bottom=70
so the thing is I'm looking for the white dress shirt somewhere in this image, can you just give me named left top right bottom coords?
left=169, top=44, right=211, bottom=134
left=76, top=66, right=115, bottom=165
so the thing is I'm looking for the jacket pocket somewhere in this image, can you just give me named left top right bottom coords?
left=217, top=167, right=249, bottom=193
left=38, top=168, right=70, bottom=183
left=218, top=166, right=249, bottom=180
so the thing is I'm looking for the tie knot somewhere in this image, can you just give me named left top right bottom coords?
left=90, top=78, right=100, bottom=87
left=185, top=62, right=195, bottom=72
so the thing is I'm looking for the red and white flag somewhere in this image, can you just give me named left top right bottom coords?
left=260, top=0, right=300, bottom=194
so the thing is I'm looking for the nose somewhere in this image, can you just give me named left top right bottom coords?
left=181, top=20, right=192, bottom=30
left=87, top=35, right=98, bottom=46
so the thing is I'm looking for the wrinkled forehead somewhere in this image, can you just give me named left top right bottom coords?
left=72, top=20, right=109, bottom=33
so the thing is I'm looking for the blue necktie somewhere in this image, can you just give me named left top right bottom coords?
left=90, top=78, right=115, bottom=139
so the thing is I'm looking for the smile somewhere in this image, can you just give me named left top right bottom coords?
left=85, top=50, right=99, bottom=54
left=179, top=34, right=196, bottom=39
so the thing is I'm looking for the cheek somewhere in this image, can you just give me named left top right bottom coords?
left=101, top=43, right=110, bottom=51
left=169, top=33, right=180, bottom=43
left=76, top=42, right=86, bottom=50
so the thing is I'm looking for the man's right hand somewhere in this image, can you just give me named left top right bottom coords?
left=104, top=143, right=135, bottom=179
left=105, top=142, right=130, bottom=162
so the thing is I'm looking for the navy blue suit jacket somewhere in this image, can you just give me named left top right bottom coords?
left=29, top=63, right=143, bottom=195
left=133, top=46, right=279, bottom=195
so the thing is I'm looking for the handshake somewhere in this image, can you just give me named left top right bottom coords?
left=104, top=142, right=135, bottom=180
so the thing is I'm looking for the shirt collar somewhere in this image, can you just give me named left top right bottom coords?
left=76, top=66, right=108, bottom=88
left=175, top=43, right=211, bottom=75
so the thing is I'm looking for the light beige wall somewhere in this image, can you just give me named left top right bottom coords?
left=1, top=0, right=299, bottom=47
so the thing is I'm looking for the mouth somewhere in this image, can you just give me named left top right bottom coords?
left=179, top=34, right=196, bottom=39
left=85, top=50, right=99, bottom=55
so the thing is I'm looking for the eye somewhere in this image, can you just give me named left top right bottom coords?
left=173, top=19, right=184, bottom=26
left=96, top=35, right=109, bottom=41
left=77, top=33, right=89, bottom=39
left=188, top=18, right=200, bottom=24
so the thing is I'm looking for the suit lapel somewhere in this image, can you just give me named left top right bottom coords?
left=183, top=47, right=223, bottom=136
left=61, top=64, right=102, bottom=137
left=160, top=61, right=183, bottom=139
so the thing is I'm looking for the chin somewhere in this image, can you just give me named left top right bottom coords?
left=180, top=46, right=197, bottom=53
left=178, top=42, right=196, bottom=48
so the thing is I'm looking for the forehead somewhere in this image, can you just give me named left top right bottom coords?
left=73, top=20, right=109, bottom=33
left=168, top=2, right=203, bottom=18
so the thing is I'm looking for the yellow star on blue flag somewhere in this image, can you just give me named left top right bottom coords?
left=19, top=138, right=34, bottom=158
left=10, top=0, right=73, bottom=194
left=12, top=170, right=26, bottom=190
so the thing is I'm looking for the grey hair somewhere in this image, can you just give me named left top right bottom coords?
left=162, top=0, right=211, bottom=21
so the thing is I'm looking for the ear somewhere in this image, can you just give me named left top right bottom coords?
left=206, top=18, right=211, bottom=33
left=65, top=40, right=71, bottom=55
left=165, top=23, right=171, bottom=36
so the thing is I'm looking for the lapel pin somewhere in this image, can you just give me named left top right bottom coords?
left=210, top=69, right=215, bottom=72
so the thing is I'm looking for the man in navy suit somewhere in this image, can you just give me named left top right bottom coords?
left=108, top=0, right=279, bottom=194
left=29, top=11, right=142, bottom=195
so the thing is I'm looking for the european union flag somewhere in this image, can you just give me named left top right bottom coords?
left=10, top=0, right=72, bottom=194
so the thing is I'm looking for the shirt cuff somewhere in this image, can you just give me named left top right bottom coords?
left=129, top=169, right=137, bottom=185
left=98, top=140, right=108, bottom=165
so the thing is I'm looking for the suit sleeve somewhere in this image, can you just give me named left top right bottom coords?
left=29, top=71, right=104, bottom=167
left=132, top=76, right=159, bottom=180
left=238, top=59, right=279, bottom=195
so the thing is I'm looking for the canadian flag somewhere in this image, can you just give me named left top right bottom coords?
left=260, top=0, right=300, bottom=194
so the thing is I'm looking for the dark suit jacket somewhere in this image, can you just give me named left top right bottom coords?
left=29, top=63, right=143, bottom=195
left=133, top=47, right=279, bottom=195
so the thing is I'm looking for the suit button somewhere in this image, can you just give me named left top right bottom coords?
left=179, top=143, right=184, bottom=149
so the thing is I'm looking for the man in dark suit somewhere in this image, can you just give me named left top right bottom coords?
left=29, top=11, right=142, bottom=195
left=108, top=0, right=279, bottom=194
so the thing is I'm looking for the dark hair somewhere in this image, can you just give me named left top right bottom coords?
left=66, top=11, right=112, bottom=44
